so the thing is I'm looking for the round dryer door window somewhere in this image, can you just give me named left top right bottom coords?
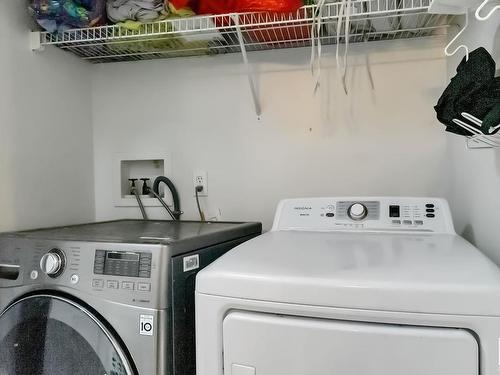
left=0, top=294, right=135, bottom=375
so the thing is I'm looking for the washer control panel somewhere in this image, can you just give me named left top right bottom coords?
left=0, top=239, right=165, bottom=309
left=272, top=197, right=455, bottom=234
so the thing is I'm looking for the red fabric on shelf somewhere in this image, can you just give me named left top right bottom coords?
left=170, top=0, right=191, bottom=8
left=236, top=0, right=303, bottom=13
left=196, top=0, right=303, bottom=14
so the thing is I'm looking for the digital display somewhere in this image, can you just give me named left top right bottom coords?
left=107, top=252, right=140, bottom=261
left=94, top=250, right=152, bottom=278
left=389, top=205, right=400, bottom=218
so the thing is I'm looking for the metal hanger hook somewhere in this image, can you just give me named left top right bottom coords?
left=475, top=0, right=500, bottom=21
left=445, top=11, right=470, bottom=61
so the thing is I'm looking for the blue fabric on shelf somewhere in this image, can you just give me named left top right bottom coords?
left=30, top=0, right=106, bottom=32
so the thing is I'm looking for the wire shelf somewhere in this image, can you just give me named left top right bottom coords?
left=36, top=0, right=457, bottom=63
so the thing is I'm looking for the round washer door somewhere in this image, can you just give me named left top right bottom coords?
left=0, top=294, right=135, bottom=375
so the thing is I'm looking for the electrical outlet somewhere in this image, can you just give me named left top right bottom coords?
left=193, top=171, right=208, bottom=197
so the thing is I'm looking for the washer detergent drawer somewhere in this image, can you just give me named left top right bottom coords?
left=223, top=312, right=479, bottom=375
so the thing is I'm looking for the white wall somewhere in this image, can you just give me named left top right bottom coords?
left=92, top=37, right=449, bottom=230
left=0, top=1, right=95, bottom=231
left=445, top=11, right=500, bottom=264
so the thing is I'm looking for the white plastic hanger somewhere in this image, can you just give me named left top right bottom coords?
left=462, top=112, right=500, bottom=134
left=452, top=113, right=500, bottom=149
left=453, top=118, right=500, bottom=147
left=475, top=0, right=500, bottom=21
left=444, top=11, right=470, bottom=61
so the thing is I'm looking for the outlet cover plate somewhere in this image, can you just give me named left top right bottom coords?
left=193, top=171, right=208, bottom=197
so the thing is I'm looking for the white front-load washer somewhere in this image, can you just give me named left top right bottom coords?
left=196, top=197, right=500, bottom=375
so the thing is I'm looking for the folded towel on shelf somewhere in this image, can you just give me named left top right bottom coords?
left=107, top=0, right=166, bottom=22
left=435, top=47, right=500, bottom=136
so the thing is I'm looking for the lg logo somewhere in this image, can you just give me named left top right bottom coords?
left=139, top=315, right=154, bottom=336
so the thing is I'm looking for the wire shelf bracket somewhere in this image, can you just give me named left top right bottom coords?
left=232, top=14, right=262, bottom=120
left=444, top=11, right=469, bottom=60
left=30, top=31, right=44, bottom=51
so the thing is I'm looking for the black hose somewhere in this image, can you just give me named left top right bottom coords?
left=153, top=176, right=181, bottom=220
left=195, top=186, right=206, bottom=222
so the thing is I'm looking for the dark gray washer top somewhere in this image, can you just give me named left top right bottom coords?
left=1, top=220, right=262, bottom=255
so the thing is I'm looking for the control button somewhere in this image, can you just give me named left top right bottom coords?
left=92, top=279, right=104, bottom=289
left=426, top=204, right=435, bottom=208
left=348, top=203, right=368, bottom=221
left=426, top=214, right=435, bottom=218
left=403, top=220, right=413, bottom=225
left=70, top=274, right=79, bottom=284
left=30, top=270, right=39, bottom=280
left=392, top=220, right=401, bottom=225
left=326, top=213, right=335, bottom=218
left=138, top=282, right=151, bottom=292
left=415, top=220, right=424, bottom=225
left=122, top=281, right=135, bottom=290
left=107, top=280, right=119, bottom=289
left=426, top=209, right=435, bottom=213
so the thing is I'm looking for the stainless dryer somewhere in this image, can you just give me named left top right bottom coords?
left=0, top=219, right=261, bottom=375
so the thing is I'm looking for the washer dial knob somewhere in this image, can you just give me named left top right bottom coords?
left=348, top=203, right=368, bottom=221
left=40, top=250, right=64, bottom=277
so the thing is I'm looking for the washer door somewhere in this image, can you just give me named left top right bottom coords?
left=0, top=294, right=135, bottom=375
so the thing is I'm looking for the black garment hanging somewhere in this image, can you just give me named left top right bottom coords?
left=435, top=47, right=500, bottom=136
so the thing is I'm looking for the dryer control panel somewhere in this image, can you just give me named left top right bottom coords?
left=272, top=197, right=455, bottom=234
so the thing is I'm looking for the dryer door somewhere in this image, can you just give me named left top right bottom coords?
left=0, top=294, right=135, bottom=375
left=223, top=312, right=479, bottom=375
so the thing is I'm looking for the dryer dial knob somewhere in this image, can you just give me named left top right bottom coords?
left=40, top=253, right=62, bottom=276
left=348, top=203, right=368, bottom=221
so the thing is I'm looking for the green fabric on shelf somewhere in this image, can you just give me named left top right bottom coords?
left=107, top=9, right=212, bottom=57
